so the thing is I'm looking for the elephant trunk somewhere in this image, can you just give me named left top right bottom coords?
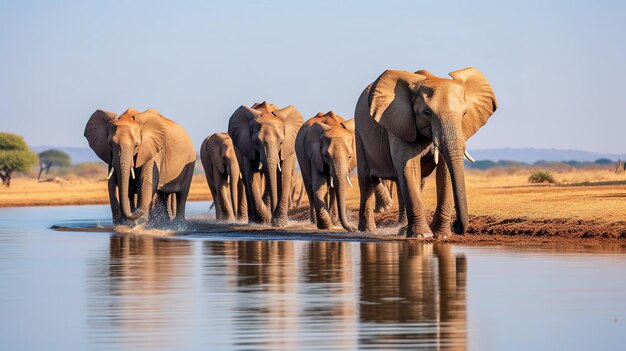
left=228, top=160, right=241, bottom=219
left=332, top=161, right=353, bottom=232
left=264, top=146, right=280, bottom=214
left=438, top=122, right=469, bottom=235
left=118, top=147, right=143, bottom=221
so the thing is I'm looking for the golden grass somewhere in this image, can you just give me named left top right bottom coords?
left=1, top=168, right=625, bottom=226
left=0, top=175, right=212, bottom=207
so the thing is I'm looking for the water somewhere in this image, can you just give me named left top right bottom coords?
left=0, top=203, right=625, bottom=351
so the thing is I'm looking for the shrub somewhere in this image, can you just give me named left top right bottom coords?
left=528, top=170, right=555, bottom=184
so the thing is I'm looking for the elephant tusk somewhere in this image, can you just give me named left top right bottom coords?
left=464, top=149, right=476, bottom=163
left=107, top=167, right=114, bottom=180
left=258, top=163, right=263, bottom=171
left=434, top=147, right=439, bottom=165
left=330, top=176, right=334, bottom=188
left=346, top=175, right=354, bottom=188
left=130, top=167, right=135, bottom=179
left=277, top=162, right=281, bottom=173
left=239, top=173, right=242, bottom=180
left=227, top=174, right=231, bottom=184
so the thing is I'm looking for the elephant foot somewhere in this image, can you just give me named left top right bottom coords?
left=400, top=224, right=433, bottom=239
left=342, top=224, right=357, bottom=232
left=272, top=216, right=289, bottom=228
left=316, top=222, right=332, bottom=230
left=430, top=221, right=452, bottom=239
left=135, top=216, right=149, bottom=227
left=358, top=223, right=376, bottom=233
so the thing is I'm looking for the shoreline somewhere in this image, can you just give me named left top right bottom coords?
left=3, top=171, right=626, bottom=243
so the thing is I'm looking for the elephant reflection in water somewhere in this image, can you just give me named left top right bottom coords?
left=300, top=241, right=358, bottom=350
left=206, top=241, right=300, bottom=350
left=359, top=242, right=467, bottom=350
left=88, top=235, right=194, bottom=348
left=205, top=240, right=466, bottom=350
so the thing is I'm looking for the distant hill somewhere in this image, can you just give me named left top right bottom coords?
left=469, top=148, right=626, bottom=163
left=30, top=146, right=100, bottom=165
left=28, top=146, right=626, bottom=165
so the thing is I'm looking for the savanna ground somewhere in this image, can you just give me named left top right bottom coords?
left=2, top=165, right=626, bottom=244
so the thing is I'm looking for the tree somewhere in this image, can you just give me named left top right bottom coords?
left=0, top=132, right=38, bottom=187
left=37, top=149, right=71, bottom=180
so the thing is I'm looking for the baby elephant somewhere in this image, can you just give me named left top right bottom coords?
left=296, top=112, right=357, bottom=232
left=200, top=133, right=247, bottom=222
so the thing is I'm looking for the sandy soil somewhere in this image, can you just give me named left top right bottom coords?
left=5, top=169, right=626, bottom=242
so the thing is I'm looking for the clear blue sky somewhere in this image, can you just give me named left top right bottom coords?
left=1, top=0, right=624, bottom=153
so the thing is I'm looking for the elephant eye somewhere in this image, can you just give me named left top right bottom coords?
left=423, top=109, right=433, bottom=117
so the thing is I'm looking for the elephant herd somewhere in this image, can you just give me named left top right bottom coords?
left=85, top=67, right=497, bottom=238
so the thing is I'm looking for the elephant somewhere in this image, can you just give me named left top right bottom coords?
left=295, top=111, right=357, bottom=231
left=228, top=101, right=304, bottom=227
left=84, top=108, right=196, bottom=227
left=289, top=170, right=305, bottom=210
left=200, top=133, right=247, bottom=222
left=355, top=68, right=497, bottom=238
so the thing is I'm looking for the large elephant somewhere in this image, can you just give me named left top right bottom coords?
left=355, top=68, right=497, bottom=238
left=228, top=102, right=304, bottom=227
left=200, top=133, right=247, bottom=222
left=295, top=112, right=357, bottom=232
left=84, top=108, right=196, bottom=226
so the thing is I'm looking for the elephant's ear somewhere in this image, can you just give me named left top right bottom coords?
left=134, top=110, right=167, bottom=167
left=203, top=134, right=225, bottom=174
left=369, top=70, right=427, bottom=143
left=273, top=105, right=304, bottom=161
left=449, top=67, right=498, bottom=140
left=84, top=109, right=116, bottom=164
left=340, top=119, right=357, bottom=171
left=306, top=123, right=331, bottom=173
left=228, top=105, right=260, bottom=160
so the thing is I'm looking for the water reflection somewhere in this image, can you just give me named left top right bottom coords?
left=88, top=235, right=194, bottom=350
left=359, top=243, right=466, bottom=350
left=203, top=240, right=466, bottom=350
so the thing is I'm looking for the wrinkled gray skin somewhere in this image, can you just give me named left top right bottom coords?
left=228, top=102, right=304, bottom=227
left=200, top=133, right=247, bottom=222
left=84, top=108, right=196, bottom=227
left=355, top=68, right=497, bottom=238
left=296, top=112, right=357, bottom=232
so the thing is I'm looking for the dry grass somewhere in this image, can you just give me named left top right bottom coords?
left=0, top=175, right=212, bottom=207
left=2, top=168, right=626, bottom=237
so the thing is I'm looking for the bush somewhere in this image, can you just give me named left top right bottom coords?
left=594, top=158, right=613, bottom=165
left=528, top=170, right=556, bottom=184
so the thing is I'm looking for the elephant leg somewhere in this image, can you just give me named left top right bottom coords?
left=151, top=192, right=170, bottom=224
left=174, top=162, right=194, bottom=223
left=108, top=174, right=123, bottom=226
left=374, top=181, right=393, bottom=213
left=272, top=155, right=295, bottom=227
left=218, top=180, right=235, bottom=221
left=357, top=175, right=376, bottom=232
left=430, top=160, right=453, bottom=238
left=208, top=179, right=221, bottom=221
left=301, top=166, right=316, bottom=225
left=135, top=162, right=156, bottom=226
left=251, top=169, right=271, bottom=224
left=395, top=156, right=432, bottom=238
left=397, top=183, right=407, bottom=226
left=329, top=188, right=339, bottom=226
left=237, top=179, right=248, bottom=222
left=312, top=171, right=333, bottom=230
